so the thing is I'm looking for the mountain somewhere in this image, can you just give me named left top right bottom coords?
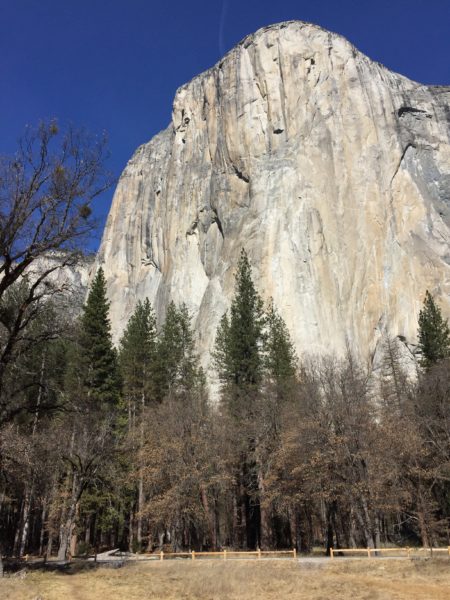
left=97, top=21, right=450, bottom=369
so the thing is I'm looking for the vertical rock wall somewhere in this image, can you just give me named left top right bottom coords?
left=98, top=21, right=450, bottom=369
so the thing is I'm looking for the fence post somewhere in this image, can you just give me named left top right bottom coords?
left=257, top=547, right=261, bottom=560
left=224, top=549, right=227, bottom=561
left=192, top=550, right=196, bottom=561
left=330, top=547, right=334, bottom=560
left=448, top=546, right=450, bottom=557
left=367, top=547, right=371, bottom=558
left=293, top=547, right=297, bottom=560
left=160, top=550, right=164, bottom=561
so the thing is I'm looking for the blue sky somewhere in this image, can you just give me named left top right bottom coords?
left=1, top=0, right=449, bottom=247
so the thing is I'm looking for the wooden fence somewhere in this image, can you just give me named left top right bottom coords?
left=330, top=546, right=450, bottom=559
left=23, top=546, right=450, bottom=563
left=144, top=547, right=450, bottom=561
left=152, top=549, right=297, bottom=561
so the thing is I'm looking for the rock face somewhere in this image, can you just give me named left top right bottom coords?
left=98, top=21, right=450, bottom=369
left=31, top=252, right=94, bottom=313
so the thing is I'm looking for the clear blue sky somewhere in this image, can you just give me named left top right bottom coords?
left=1, top=0, right=449, bottom=248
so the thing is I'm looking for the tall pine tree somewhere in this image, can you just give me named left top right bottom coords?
left=118, top=299, right=157, bottom=549
left=265, top=301, right=297, bottom=397
left=213, top=250, right=267, bottom=549
left=119, top=298, right=157, bottom=418
left=153, top=302, right=201, bottom=402
left=80, top=267, right=120, bottom=408
left=418, top=290, right=450, bottom=368
left=214, top=249, right=266, bottom=412
left=54, top=267, right=121, bottom=560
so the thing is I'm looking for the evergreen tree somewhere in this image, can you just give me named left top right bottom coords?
left=214, top=249, right=266, bottom=407
left=175, top=304, right=203, bottom=396
left=265, top=302, right=297, bottom=393
left=154, top=302, right=201, bottom=402
left=418, top=290, right=450, bottom=368
left=80, top=267, right=120, bottom=407
left=119, top=298, right=157, bottom=414
left=213, top=249, right=267, bottom=549
left=117, top=300, right=158, bottom=550
left=55, top=268, right=123, bottom=559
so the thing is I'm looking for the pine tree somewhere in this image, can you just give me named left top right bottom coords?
left=119, top=298, right=157, bottom=414
left=418, top=291, right=450, bottom=368
left=80, top=267, right=120, bottom=407
left=118, top=299, right=157, bottom=550
left=55, top=268, right=123, bottom=559
left=213, top=249, right=267, bottom=549
left=265, top=302, right=297, bottom=393
left=153, top=302, right=201, bottom=402
left=214, top=249, right=266, bottom=407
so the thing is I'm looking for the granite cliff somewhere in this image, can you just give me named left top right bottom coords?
left=97, top=21, right=450, bottom=369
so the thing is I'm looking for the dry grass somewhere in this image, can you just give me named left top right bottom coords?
left=1, top=558, right=450, bottom=600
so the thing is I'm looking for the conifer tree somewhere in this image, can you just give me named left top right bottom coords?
left=117, top=300, right=158, bottom=549
left=56, top=268, right=122, bottom=559
left=265, top=302, right=297, bottom=393
left=214, top=249, right=266, bottom=409
left=119, top=298, right=157, bottom=415
left=80, top=267, right=120, bottom=408
left=154, top=302, right=201, bottom=402
left=213, top=250, right=268, bottom=548
left=418, top=290, right=450, bottom=368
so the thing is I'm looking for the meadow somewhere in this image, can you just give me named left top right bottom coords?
left=1, top=558, right=450, bottom=600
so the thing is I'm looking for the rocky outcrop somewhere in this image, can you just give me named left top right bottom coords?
left=97, top=21, right=450, bottom=369
left=30, top=252, right=94, bottom=315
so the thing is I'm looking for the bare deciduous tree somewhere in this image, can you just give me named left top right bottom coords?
left=0, top=120, right=113, bottom=424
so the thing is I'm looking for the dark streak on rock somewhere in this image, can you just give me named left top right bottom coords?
left=212, top=208, right=224, bottom=239
left=232, top=165, right=250, bottom=183
left=398, top=106, right=427, bottom=118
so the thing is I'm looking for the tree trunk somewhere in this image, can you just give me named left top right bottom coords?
left=200, top=483, right=216, bottom=548
left=19, top=486, right=34, bottom=556
left=232, top=489, right=239, bottom=548
left=257, top=472, right=270, bottom=549
left=57, top=475, right=83, bottom=561
left=288, top=507, right=298, bottom=550
left=85, top=514, right=91, bottom=547
left=354, top=502, right=375, bottom=549
left=416, top=489, right=431, bottom=549
left=46, top=533, right=53, bottom=559
left=146, top=526, right=154, bottom=552
left=137, top=478, right=144, bottom=546
left=39, top=501, right=48, bottom=556
left=128, top=510, right=134, bottom=552
left=326, top=504, right=334, bottom=555
left=13, top=500, right=24, bottom=556
left=360, top=496, right=376, bottom=548
left=69, top=502, right=79, bottom=556
left=136, top=392, right=146, bottom=548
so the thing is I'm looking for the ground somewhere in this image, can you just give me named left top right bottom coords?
left=1, top=558, right=450, bottom=600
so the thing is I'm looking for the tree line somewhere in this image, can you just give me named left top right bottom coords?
left=0, top=122, right=449, bottom=566
left=1, top=251, right=449, bottom=561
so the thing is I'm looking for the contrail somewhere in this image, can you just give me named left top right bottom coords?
left=218, top=0, right=229, bottom=58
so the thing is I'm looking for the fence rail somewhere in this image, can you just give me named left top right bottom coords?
left=20, top=545, right=450, bottom=564
left=330, top=546, right=450, bottom=559
left=153, top=548, right=297, bottom=561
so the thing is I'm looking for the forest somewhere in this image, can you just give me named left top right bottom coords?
left=0, top=122, right=449, bottom=567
